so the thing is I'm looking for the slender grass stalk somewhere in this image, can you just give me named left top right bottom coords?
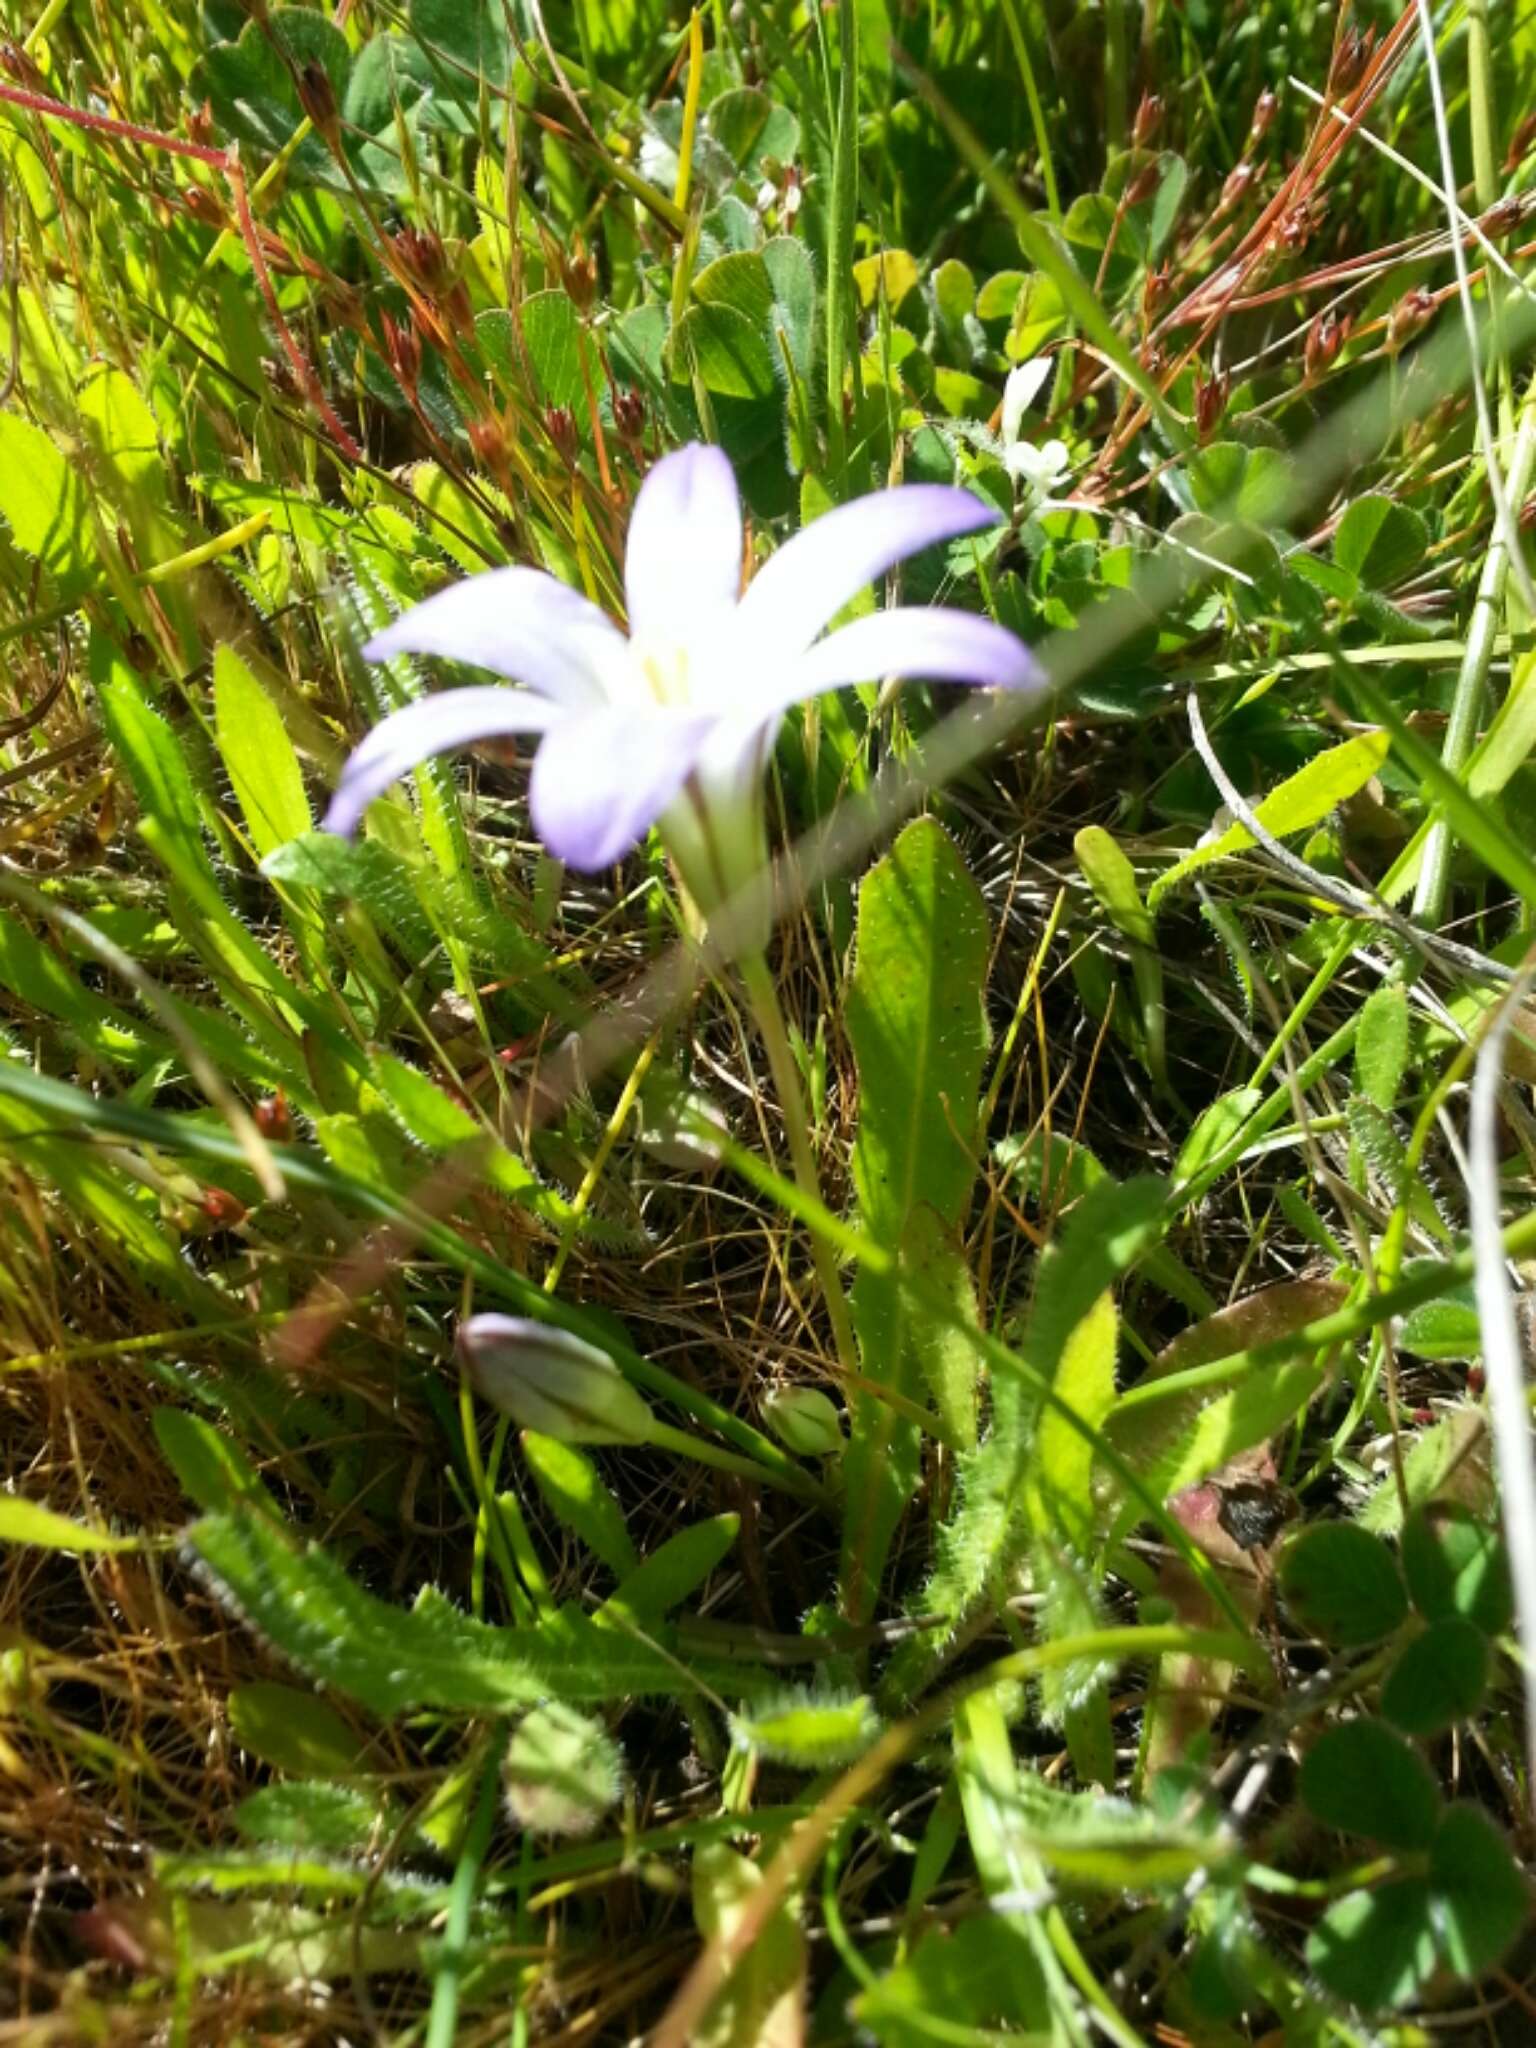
left=424, top=1724, right=511, bottom=2048
left=998, top=0, right=1062, bottom=220
left=823, top=0, right=859, bottom=498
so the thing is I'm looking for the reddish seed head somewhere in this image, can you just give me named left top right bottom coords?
left=187, top=98, right=216, bottom=150
left=1468, top=1364, right=1487, bottom=1397
left=380, top=310, right=422, bottom=393
left=392, top=225, right=447, bottom=290
left=545, top=405, right=578, bottom=465
left=1411, top=1406, right=1435, bottom=1427
left=1250, top=86, right=1279, bottom=143
left=612, top=385, right=646, bottom=440
left=200, top=1188, right=246, bottom=1226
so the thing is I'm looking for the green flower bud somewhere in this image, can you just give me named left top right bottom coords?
left=637, top=1079, right=729, bottom=1172
left=456, top=1315, right=654, bottom=1446
left=761, top=1386, right=845, bottom=1459
left=504, top=1701, right=626, bottom=1836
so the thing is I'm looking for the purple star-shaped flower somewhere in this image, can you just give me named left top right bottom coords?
left=325, top=444, right=1042, bottom=903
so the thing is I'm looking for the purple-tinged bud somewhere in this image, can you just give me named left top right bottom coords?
left=612, top=385, right=646, bottom=441
left=295, top=60, right=340, bottom=147
left=1388, top=286, right=1436, bottom=352
left=1133, top=92, right=1164, bottom=151
left=1329, top=22, right=1373, bottom=97
left=545, top=404, right=578, bottom=466
left=1250, top=87, right=1279, bottom=144
left=1219, top=161, right=1255, bottom=214
left=762, top=1387, right=845, bottom=1459
left=1194, top=366, right=1229, bottom=440
left=1304, top=307, right=1344, bottom=382
left=468, top=412, right=509, bottom=477
left=456, top=1315, right=655, bottom=1445
left=379, top=310, right=422, bottom=395
left=392, top=226, right=448, bottom=291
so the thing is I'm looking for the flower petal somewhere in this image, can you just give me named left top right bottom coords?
left=734, top=485, right=1000, bottom=659
left=1002, top=357, right=1052, bottom=445
left=624, top=443, right=742, bottom=641
left=363, top=566, right=623, bottom=711
left=527, top=706, right=716, bottom=870
left=754, top=606, right=1044, bottom=722
left=323, top=686, right=563, bottom=837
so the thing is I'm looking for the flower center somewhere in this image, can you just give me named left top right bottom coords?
left=634, top=638, right=691, bottom=708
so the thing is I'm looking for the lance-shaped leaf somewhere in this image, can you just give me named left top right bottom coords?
left=840, top=818, right=990, bottom=1622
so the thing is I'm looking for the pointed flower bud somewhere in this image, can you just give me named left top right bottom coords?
left=1133, top=92, right=1164, bottom=150
left=762, top=1386, right=845, bottom=1459
left=457, top=1315, right=655, bottom=1445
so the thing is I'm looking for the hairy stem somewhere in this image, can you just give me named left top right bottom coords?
left=738, top=948, right=862, bottom=1388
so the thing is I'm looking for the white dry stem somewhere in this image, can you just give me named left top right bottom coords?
left=1467, top=965, right=1536, bottom=1822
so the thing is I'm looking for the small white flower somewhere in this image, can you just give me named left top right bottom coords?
left=1000, top=357, right=1071, bottom=508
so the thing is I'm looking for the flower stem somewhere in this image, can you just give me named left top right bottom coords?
left=737, top=950, right=862, bottom=1388
left=647, top=1420, right=828, bottom=1506
left=425, top=1722, right=509, bottom=2048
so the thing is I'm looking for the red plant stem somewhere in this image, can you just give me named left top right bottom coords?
left=0, top=76, right=362, bottom=466
left=0, top=77, right=225, bottom=166
left=225, top=150, right=363, bottom=462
